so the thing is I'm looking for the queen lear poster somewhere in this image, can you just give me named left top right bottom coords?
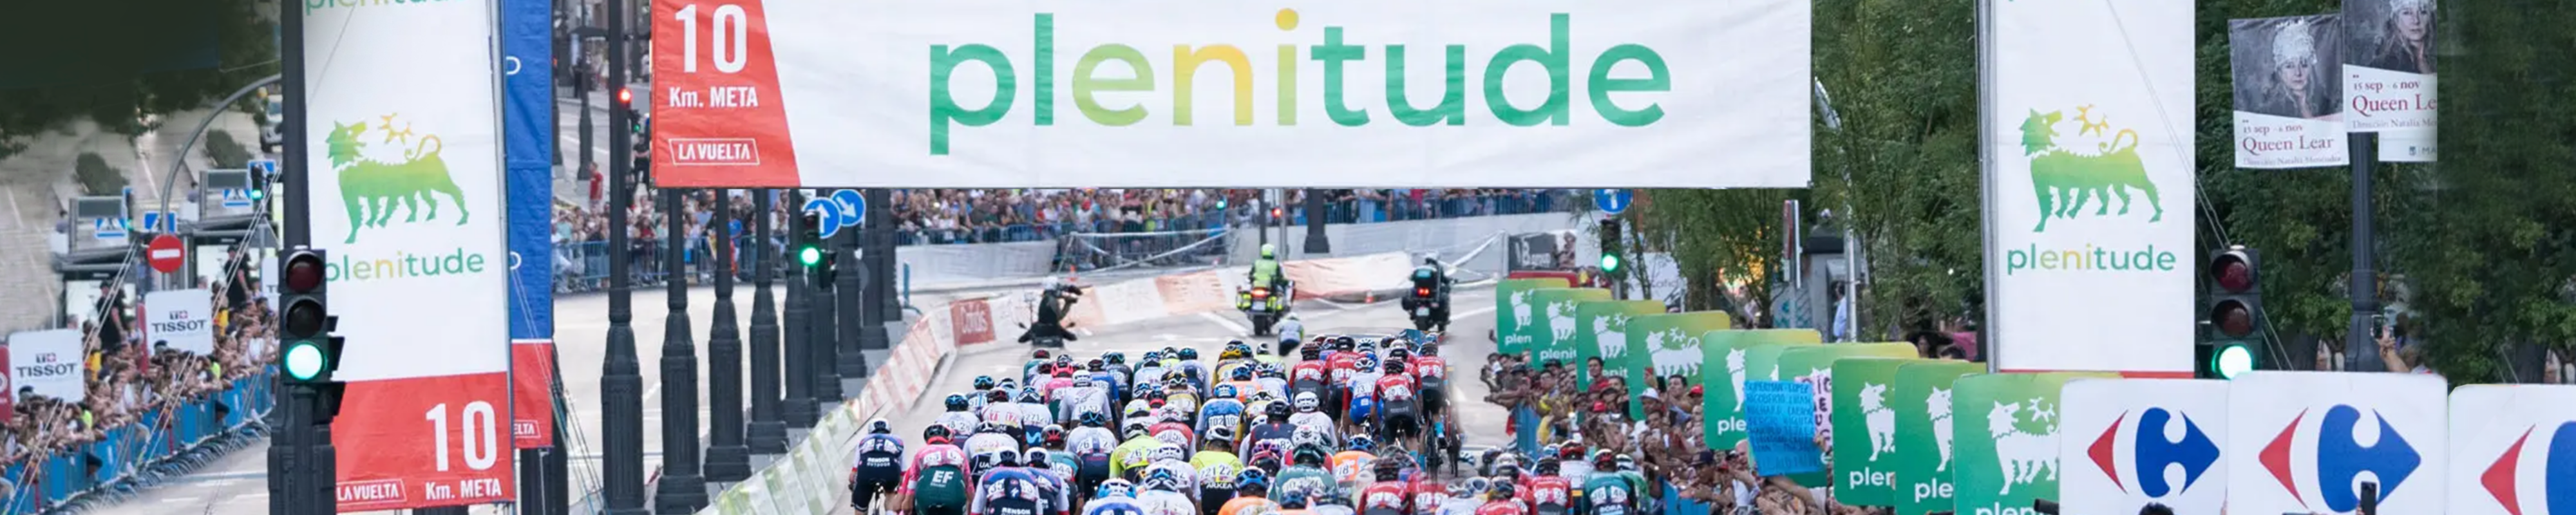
left=2230, top=15, right=2347, bottom=169
left=2344, top=0, right=2438, bottom=162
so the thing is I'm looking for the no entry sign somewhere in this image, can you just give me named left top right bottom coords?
left=147, top=234, right=184, bottom=274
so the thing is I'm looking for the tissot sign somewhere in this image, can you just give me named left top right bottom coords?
left=649, top=0, right=1812, bottom=188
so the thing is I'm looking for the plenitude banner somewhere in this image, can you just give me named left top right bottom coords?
left=1700, top=329, right=1821, bottom=449
left=2443, top=384, right=2576, bottom=515
left=2230, top=14, right=2349, bottom=169
left=1834, top=357, right=1927, bottom=505
left=1951, top=373, right=2112, bottom=515
left=2224, top=371, right=2448, bottom=515
left=646, top=0, right=1811, bottom=189
left=2057, top=379, right=2231, bottom=515
left=1891, top=361, right=1984, bottom=515
left=5, top=329, right=86, bottom=402
left=1526, top=288, right=1611, bottom=368
left=1496, top=278, right=1568, bottom=355
left=2340, top=0, right=2436, bottom=135
left=1621, top=311, right=1731, bottom=417
left=1982, top=0, right=2197, bottom=377
left=304, top=0, right=516, bottom=509
left=142, top=289, right=218, bottom=355
left=1573, top=300, right=1663, bottom=391
left=1782, top=343, right=1917, bottom=487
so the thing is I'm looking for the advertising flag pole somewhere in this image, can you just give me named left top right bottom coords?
left=1975, top=0, right=2001, bottom=373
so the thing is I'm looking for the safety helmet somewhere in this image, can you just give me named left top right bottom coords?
left=1019, top=388, right=1043, bottom=403
left=1088, top=359, right=1107, bottom=371
left=1383, top=359, right=1405, bottom=375
left=1560, top=441, right=1586, bottom=460
left=1080, top=411, right=1109, bottom=427
left=1032, top=350, right=1051, bottom=360
left=1096, top=479, right=1137, bottom=499
left=1234, top=469, right=1271, bottom=492
left=1347, top=435, right=1376, bottom=453
left=1106, top=352, right=1127, bottom=365
left=1301, top=344, right=1322, bottom=360
left=1042, top=424, right=1066, bottom=444
left=976, top=421, right=1004, bottom=435
left=1145, top=467, right=1186, bottom=491
left=987, top=389, right=1010, bottom=403
left=1489, top=480, right=1516, bottom=499
left=944, top=395, right=969, bottom=411
left=1124, top=422, right=1151, bottom=440
left=867, top=418, right=893, bottom=435
left=1293, top=445, right=1327, bottom=467
left=1423, top=254, right=1439, bottom=266
left=1179, top=348, right=1200, bottom=360
left=1265, top=401, right=1293, bottom=419
left=1260, top=243, right=1276, bottom=258
left=1025, top=448, right=1051, bottom=465
left=1036, top=362, right=1056, bottom=375
left=1213, top=384, right=1239, bottom=399
left=924, top=424, right=952, bottom=442
left=1615, top=454, right=1637, bottom=471
left=974, top=375, right=996, bottom=390
left=1142, top=351, right=1163, bottom=363
left=1535, top=457, right=1561, bottom=476
left=1294, top=392, right=1320, bottom=411
left=1388, top=348, right=1410, bottom=360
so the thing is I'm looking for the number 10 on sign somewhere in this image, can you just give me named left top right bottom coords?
left=425, top=401, right=501, bottom=471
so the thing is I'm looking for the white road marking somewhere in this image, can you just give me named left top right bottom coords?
left=2, top=189, right=21, bottom=229
left=1196, top=312, right=1250, bottom=335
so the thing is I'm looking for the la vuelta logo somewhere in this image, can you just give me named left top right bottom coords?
left=2477, top=422, right=2576, bottom=515
left=2259, top=405, right=2423, bottom=512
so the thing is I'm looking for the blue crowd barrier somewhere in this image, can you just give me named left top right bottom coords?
left=10, top=369, right=276, bottom=514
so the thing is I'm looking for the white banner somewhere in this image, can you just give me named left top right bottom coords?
left=2229, top=14, right=2349, bottom=169
left=1981, top=0, right=2198, bottom=375
left=647, top=0, right=1811, bottom=189
left=6, top=329, right=86, bottom=402
left=304, top=0, right=516, bottom=507
left=2445, top=384, right=2576, bottom=515
left=143, top=288, right=218, bottom=355
left=2226, top=371, right=2448, bottom=515
left=2059, top=379, right=2231, bottom=515
left=2340, top=0, right=2436, bottom=135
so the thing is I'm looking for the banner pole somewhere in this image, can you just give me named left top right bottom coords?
left=2346, top=134, right=2382, bottom=373
left=1975, top=0, right=2000, bottom=373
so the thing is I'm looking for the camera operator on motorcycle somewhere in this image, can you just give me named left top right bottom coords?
left=1403, top=254, right=1455, bottom=332
left=1021, top=277, right=1086, bottom=346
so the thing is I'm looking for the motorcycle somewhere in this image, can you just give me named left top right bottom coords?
left=1401, top=274, right=1450, bottom=332
left=1236, top=281, right=1293, bottom=336
left=1016, top=321, right=1077, bottom=348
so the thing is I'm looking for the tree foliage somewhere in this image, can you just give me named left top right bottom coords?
left=0, top=0, right=276, bottom=160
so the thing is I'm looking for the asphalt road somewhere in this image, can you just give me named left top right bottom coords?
left=88, top=281, right=1504, bottom=515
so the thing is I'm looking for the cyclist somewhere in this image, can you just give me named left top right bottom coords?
left=1475, top=482, right=1527, bottom=515
left=941, top=394, right=982, bottom=438
left=1025, top=350, right=1056, bottom=380
left=1135, top=465, right=1199, bottom=515
left=1113, top=422, right=1163, bottom=482
left=1357, top=458, right=1411, bottom=515
left=1189, top=432, right=1243, bottom=515
left=1289, top=393, right=1336, bottom=441
left=971, top=449, right=1045, bottom=515
left=1175, top=348, right=1209, bottom=391
left=1218, top=469, right=1283, bottom=515
left=968, top=421, right=1025, bottom=463
left=1579, top=452, right=1638, bottom=515
left=1376, top=359, right=1421, bottom=445
left=905, top=426, right=974, bottom=515
left=1274, top=313, right=1306, bottom=357
left=1330, top=436, right=1379, bottom=488
left=851, top=418, right=908, bottom=513
left=1083, top=479, right=1148, bottom=515
left=1060, top=377, right=1113, bottom=426
left=1018, top=389, right=1058, bottom=440
left=1200, top=384, right=1249, bottom=442
left=972, top=377, right=999, bottom=411
left=1524, top=458, right=1573, bottom=515
left=1433, top=481, right=1482, bottom=515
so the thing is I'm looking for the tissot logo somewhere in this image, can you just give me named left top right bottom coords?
left=2085, top=407, right=2219, bottom=497
left=2259, top=405, right=2421, bottom=512
left=2478, top=422, right=2576, bottom=515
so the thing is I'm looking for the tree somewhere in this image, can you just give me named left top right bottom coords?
left=1807, top=0, right=1983, bottom=336
left=0, top=0, right=276, bottom=161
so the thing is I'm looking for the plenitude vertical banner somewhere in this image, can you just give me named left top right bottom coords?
left=141, top=289, right=218, bottom=355
left=1982, top=0, right=2197, bottom=377
left=647, top=0, right=1813, bottom=189
left=304, top=0, right=516, bottom=509
left=1573, top=300, right=1662, bottom=391
left=1496, top=278, right=1569, bottom=355
left=2230, top=14, right=2349, bottom=169
left=1526, top=288, right=1611, bottom=368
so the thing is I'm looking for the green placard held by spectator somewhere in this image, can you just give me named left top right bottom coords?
left=1495, top=278, right=1569, bottom=355
left=1622, top=311, right=1732, bottom=418
left=1832, top=356, right=1927, bottom=506
left=1526, top=288, right=1611, bottom=368
left=1891, top=360, right=1984, bottom=515
left=1777, top=343, right=1917, bottom=487
left=1948, top=371, right=2112, bottom=515
left=1575, top=300, right=1664, bottom=391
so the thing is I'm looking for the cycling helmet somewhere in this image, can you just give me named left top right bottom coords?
left=1179, top=348, right=1200, bottom=360
left=1234, top=469, right=1271, bottom=492
left=1373, top=455, right=1404, bottom=478
left=1535, top=457, right=1561, bottom=476
left=1257, top=363, right=1283, bottom=377
left=1464, top=477, right=1492, bottom=497
left=1141, top=351, right=1163, bottom=363
left=1334, top=336, right=1356, bottom=350
left=944, top=394, right=969, bottom=411
left=1144, top=467, right=1184, bottom=491
left=1358, top=355, right=1379, bottom=371
left=1615, top=454, right=1638, bottom=471
left=1206, top=426, right=1235, bottom=443
left=1593, top=450, right=1618, bottom=469
left=1088, top=359, right=1107, bottom=371
left=1388, top=348, right=1410, bottom=360
left=1106, top=352, right=1128, bottom=365
left=977, top=421, right=1004, bottom=435
left=1036, top=362, right=1056, bottom=375
left=1080, top=411, right=1109, bottom=427
left=924, top=424, right=952, bottom=442
left=987, top=389, right=1010, bottom=403
left=1124, top=422, right=1151, bottom=440
left=1265, top=400, right=1293, bottom=419
left=998, top=377, right=1018, bottom=389
left=1025, top=448, right=1052, bottom=465
left=1293, top=445, right=1327, bottom=467
left=867, top=418, right=893, bottom=435
left=1096, top=478, right=1138, bottom=499
left=1231, top=366, right=1255, bottom=382
left=1347, top=435, right=1375, bottom=453
left=1042, top=424, right=1066, bottom=445
left=994, top=449, right=1021, bottom=467
left=1072, top=377, right=1095, bottom=389
left=1019, top=388, right=1043, bottom=403
left=974, top=450, right=1005, bottom=469
left=1251, top=390, right=1278, bottom=403
left=974, top=376, right=996, bottom=390
left=1294, top=392, right=1320, bottom=411
left=1560, top=441, right=1587, bottom=461
left=1420, top=343, right=1439, bottom=357
left=1542, top=444, right=1562, bottom=460
left=1278, top=490, right=1310, bottom=509
left=1489, top=480, right=1515, bottom=500
left=1212, top=384, right=1238, bottom=399
left=1056, top=354, right=1074, bottom=366
left=1383, top=359, right=1406, bottom=374
left=1032, top=350, right=1051, bottom=360
left=1151, top=445, right=1185, bottom=464
left=1301, top=344, right=1322, bottom=360
left=1125, top=402, right=1152, bottom=419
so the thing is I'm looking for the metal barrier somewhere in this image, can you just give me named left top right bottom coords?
left=6, top=368, right=278, bottom=514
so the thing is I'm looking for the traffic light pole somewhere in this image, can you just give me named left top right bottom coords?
left=2346, top=133, right=2385, bottom=373
left=272, top=0, right=336, bottom=510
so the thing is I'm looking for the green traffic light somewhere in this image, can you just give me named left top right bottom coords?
left=2213, top=344, right=2254, bottom=379
left=285, top=341, right=327, bottom=381
left=798, top=245, right=824, bottom=267
left=1600, top=254, right=1622, bottom=272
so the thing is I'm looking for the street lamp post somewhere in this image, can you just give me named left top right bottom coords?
left=653, top=189, right=707, bottom=512
left=598, top=0, right=646, bottom=509
left=746, top=191, right=789, bottom=451
left=704, top=189, right=751, bottom=482
left=781, top=190, right=819, bottom=428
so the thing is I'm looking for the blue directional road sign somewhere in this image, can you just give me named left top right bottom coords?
left=800, top=189, right=867, bottom=238
left=248, top=158, right=278, bottom=178
left=1593, top=189, right=1633, bottom=215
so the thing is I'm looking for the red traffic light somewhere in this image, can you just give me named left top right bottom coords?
left=285, top=251, right=327, bottom=292
left=2209, top=251, right=2254, bottom=293
left=2208, top=299, right=2255, bottom=338
left=617, top=87, right=634, bottom=104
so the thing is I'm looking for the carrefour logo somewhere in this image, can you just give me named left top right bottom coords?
left=2083, top=407, right=2219, bottom=498
left=2259, top=405, right=2421, bottom=513
left=2477, top=422, right=2576, bottom=515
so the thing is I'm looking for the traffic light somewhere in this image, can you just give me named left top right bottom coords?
left=619, top=87, right=644, bottom=135
left=2200, top=247, right=2261, bottom=379
left=1598, top=218, right=1624, bottom=273
left=798, top=211, right=836, bottom=289
left=279, top=248, right=343, bottom=384
left=247, top=169, right=269, bottom=200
